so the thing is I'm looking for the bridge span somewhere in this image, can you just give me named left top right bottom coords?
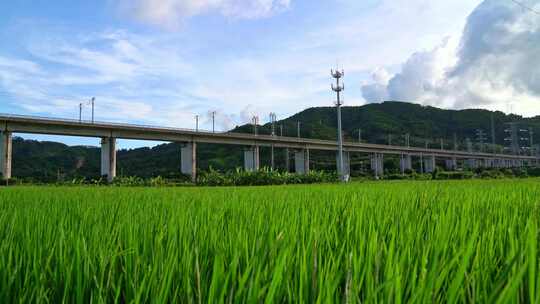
left=1, top=114, right=537, bottom=182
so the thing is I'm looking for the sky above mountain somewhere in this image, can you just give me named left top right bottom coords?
left=0, top=0, right=538, bottom=147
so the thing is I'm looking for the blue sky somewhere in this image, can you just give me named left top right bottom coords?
left=1, top=0, right=538, bottom=148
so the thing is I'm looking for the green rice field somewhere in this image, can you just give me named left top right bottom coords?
left=1, top=180, right=540, bottom=303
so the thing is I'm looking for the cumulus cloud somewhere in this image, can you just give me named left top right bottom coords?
left=361, top=36, right=458, bottom=105
left=119, top=0, right=291, bottom=29
left=361, top=0, right=540, bottom=116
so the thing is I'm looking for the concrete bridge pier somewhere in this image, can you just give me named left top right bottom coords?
left=284, top=148, right=290, bottom=172
left=423, top=155, right=436, bottom=173
left=370, top=153, right=383, bottom=178
left=294, top=149, right=310, bottom=174
left=181, top=142, right=197, bottom=182
left=244, top=146, right=260, bottom=172
left=465, top=159, right=477, bottom=169
left=101, top=137, right=117, bottom=182
left=338, top=151, right=351, bottom=180
left=400, top=154, right=412, bottom=173
left=0, top=131, right=12, bottom=180
left=445, top=158, right=457, bottom=171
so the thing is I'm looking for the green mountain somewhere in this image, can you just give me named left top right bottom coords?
left=11, top=101, right=539, bottom=181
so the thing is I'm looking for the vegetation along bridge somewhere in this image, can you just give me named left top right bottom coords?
left=1, top=114, right=538, bottom=182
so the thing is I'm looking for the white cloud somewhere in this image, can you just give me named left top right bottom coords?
left=0, top=30, right=308, bottom=130
left=361, top=0, right=540, bottom=117
left=119, top=0, right=291, bottom=29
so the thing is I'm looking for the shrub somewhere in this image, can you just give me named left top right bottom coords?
left=435, top=171, right=475, bottom=180
left=197, top=168, right=338, bottom=187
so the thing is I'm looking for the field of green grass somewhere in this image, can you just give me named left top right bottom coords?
left=1, top=180, right=540, bottom=303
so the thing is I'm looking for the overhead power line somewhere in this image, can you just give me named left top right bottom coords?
left=510, top=0, right=540, bottom=15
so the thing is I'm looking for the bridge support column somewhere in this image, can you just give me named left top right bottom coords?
left=101, top=137, right=117, bottom=182
left=0, top=131, right=12, bottom=180
left=423, top=155, right=436, bottom=173
left=338, top=151, right=350, bottom=180
left=400, top=154, right=412, bottom=173
left=285, top=148, right=290, bottom=172
left=445, top=158, right=457, bottom=171
left=370, top=153, right=383, bottom=178
left=465, top=159, right=477, bottom=169
left=181, top=142, right=197, bottom=182
left=244, top=146, right=260, bottom=172
left=294, top=149, right=310, bottom=174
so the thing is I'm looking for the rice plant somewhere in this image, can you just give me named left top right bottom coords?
left=0, top=179, right=539, bottom=303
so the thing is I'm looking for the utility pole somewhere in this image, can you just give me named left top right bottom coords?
left=90, top=97, right=95, bottom=123
left=388, top=134, right=392, bottom=146
left=297, top=121, right=301, bottom=138
left=358, top=129, right=362, bottom=143
left=270, top=113, right=277, bottom=170
left=490, top=113, right=496, bottom=153
left=281, top=123, right=287, bottom=170
left=195, top=115, right=199, bottom=132
left=332, top=67, right=346, bottom=182
left=270, top=113, right=277, bottom=136
left=252, top=116, right=259, bottom=136
left=405, top=133, right=410, bottom=147
left=79, top=103, right=83, bottom=122
left=453, top=133, right=458, bottom=151
left=440, top=138, right=444, bottom=150
left=530, top=127, right=534, bottom=156
left=466, top=138, right=473, bottom=153
left=79, top=98, right=95, bottom=123
left=211, top=111, right=216, bottom=133
left=420, top=153, right=424, bottom=174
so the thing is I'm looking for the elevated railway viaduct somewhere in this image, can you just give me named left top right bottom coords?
left=1, top=114, right=537, bottom=182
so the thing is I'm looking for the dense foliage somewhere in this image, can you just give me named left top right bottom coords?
left=1, top=180, right=540, bottom=302
left=197, top=168, right=338, bottom=186
left=6, top=166, right=540, bottom=187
